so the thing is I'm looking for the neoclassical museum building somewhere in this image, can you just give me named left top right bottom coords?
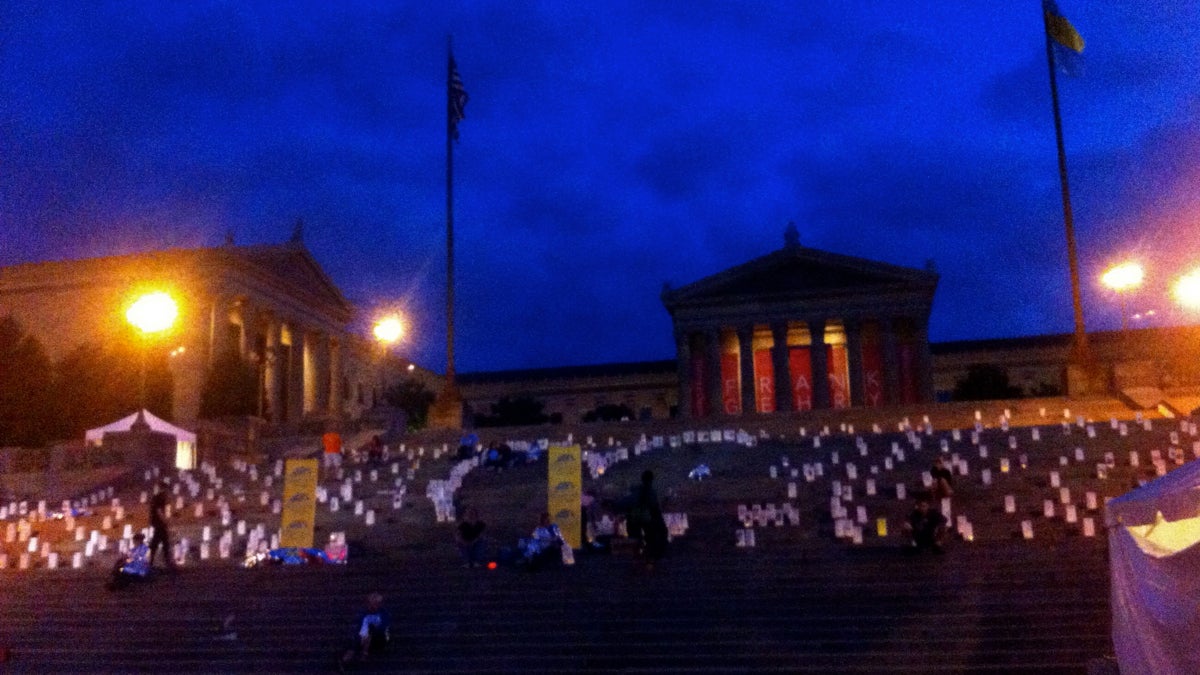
left=5, top=227, right=1198, bottom=432
left=459, top=226, right=1200, bottom=425
left=662, top=224, right=938, bottom=418
left=0, top=235, right=417, bottom=428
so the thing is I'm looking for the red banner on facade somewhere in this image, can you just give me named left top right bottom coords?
left=788, top=347, right=812, bottom=411
left=753, top=348, right=775, bottom=413
left=860, top=339, right=884, bottom=407
left=899, top=343, right=917, bottom=404
left=690, top=351, right=708, bottom=417
left=828, top=344, right=850, bottom=409
left=721, top=352, right=740, bottom=415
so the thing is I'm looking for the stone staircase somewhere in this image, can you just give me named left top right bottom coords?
left=2, top=404, right=1192, bottom=673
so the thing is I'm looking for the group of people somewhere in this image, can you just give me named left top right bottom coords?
left=108, top=489, right=176, bottom=589
left=480, top=441, right=516, bottom=470
left=104, top=443, right=675, bottom=670
left=455, top=509, right=570, bottom=571
left=903, top=457, right=953, bottom=554
left=451, top=469, right=670, bottom=572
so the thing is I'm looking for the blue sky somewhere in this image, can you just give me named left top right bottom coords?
left=3, top=1, right=1200, bottom=373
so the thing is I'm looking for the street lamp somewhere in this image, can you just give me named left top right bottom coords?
left=372, top=316, right=404, bottom=345
left=125, top=291, right=178, bottom=410
left=1173, top=269, right=1200, bottom=312
left=371, top=315, right=406, bottom=406
left=1100, top=261, right=1144, bottom=330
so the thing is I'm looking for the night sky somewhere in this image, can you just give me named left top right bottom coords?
left=4, top=2, right=1200, bottom=374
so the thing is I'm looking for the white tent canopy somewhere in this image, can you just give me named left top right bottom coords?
left=86, top=409, right=196, bottom=445
left=85, top=409, right=196, bottom=470
left=1106, top=459, right=1200, bottom=675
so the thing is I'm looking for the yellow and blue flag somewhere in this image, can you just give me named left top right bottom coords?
left=448, top=52, right=468, bottom=141
left=1044, top=0, right=1084, bottom=53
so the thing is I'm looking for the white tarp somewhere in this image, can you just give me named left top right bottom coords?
left=85, top=409, right=197, bottom=470
left=1106, top=459, right=1200, bottom=675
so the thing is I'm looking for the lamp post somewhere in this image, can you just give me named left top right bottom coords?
left=125, top=291, right=178, bottom=411
left=1100, top=262, right=1144, bottom=331
left=249, top=348, right=273, bottom=419
left=372, top=315, right=405, bottom=405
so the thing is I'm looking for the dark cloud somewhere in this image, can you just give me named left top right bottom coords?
left=3, top=1, right=1200, bottom=372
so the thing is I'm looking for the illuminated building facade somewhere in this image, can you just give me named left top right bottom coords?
left=0, top=238, right=401, bottom=427
left=662, top=224, right=938, bottom=418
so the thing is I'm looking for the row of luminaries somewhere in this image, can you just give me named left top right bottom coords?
left=424, top=434, right=692, bottom=544
left=1, top=409, right=1192, bottom=567
left=734, top=413, right=1199, bottom=547
left=0, top=432, right=655, bottom=571
left=0, top=442, right=437, bottom=571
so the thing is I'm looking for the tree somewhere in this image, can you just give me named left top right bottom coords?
left=583, top=403, right=635, bottom=423
left=199, top=349, right=258, bottom=419
left=53, top=339, right=174, bottom=437
left=952, top=365, right=1022, bottom=401
left=382, top=377, right=436, bottom=430
left=473, top=395, right=551, bottom=428
left=54, top=342, right=139, bottom=438
left=0, top=316, right=57, bottom=447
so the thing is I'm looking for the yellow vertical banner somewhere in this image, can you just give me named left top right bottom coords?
left=280, top=458, right=318, bottom=548
left=547, top=444, right=582, bottom=549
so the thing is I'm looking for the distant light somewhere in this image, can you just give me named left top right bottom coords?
left=406, top=364, right=415, bottom=372
left=373, top=316, right=404, bottom=344
left=1174, top=270, right=1200, bottom=311
left=126, top=292, right=178, bottom=334
left=1100, top=261, right=1145, bottom=293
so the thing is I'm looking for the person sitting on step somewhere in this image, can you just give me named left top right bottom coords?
left=107, top=533, right=151, bottom=590
left=520, top=512, right=565, bottom=570
left=930, top=456, right=954, bottom=502
left=904, top=495, right=948, bottom=554
left=339, top=592, right=391, bottom=669
left=456, top=507, right=487, bottom=568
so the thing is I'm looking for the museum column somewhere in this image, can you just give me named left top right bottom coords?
left=286, top=325, right=305, bottom=424
left=913, top=324, right=935, bottom=403
left=846, top=319, right=865, bottom=407
left=881, top=318, right=900, bottom=406
left=329, top=337, right=343, bottom=418
left=771, top=322, right=793, bottom=413
left=234, top=303, right=251, bottom=359
left=705, top=329, right=723, bottom=418
left=209, top=292, right=232, bottom=366
left=314, top=332, right=331, bottom=413
left=809, top=318, right=830, bottom=409
left=265, top=319, right=284, bottom=422
left=675, top=330, right=693, bottom=419
left=737, top=326, right=755, bottom=415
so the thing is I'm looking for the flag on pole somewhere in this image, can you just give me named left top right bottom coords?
left=1044, top=0, right=1084, bottom=53
left=448, top=53, right=468, bottom=141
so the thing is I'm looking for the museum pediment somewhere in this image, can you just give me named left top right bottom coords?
left=231, top=243, right=352, bottom=312
left=662, top=244, right=937, bottom=308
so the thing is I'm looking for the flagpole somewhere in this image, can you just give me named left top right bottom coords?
left=445, top=34, right=457, bottom=388
left=1042, top=5, right=1092, bottom=375
left=429, top=34, right=464, bottom=429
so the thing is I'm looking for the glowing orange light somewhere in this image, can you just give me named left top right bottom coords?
left=126, top=292, right=178, bottom=334
left=373, top=316, right=404, bottom=344
left=487, top=561, right=497, bottom=570
left=1174, top=269, right=1200, bottom=311
left=1100, top=261, right=1144, bottom=293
